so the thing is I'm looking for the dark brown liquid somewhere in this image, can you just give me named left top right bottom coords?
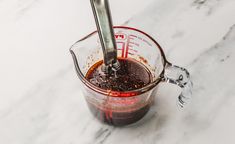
left=86, top=58, right=152, bottom=126
left=87, top=102, right=150, bottom=126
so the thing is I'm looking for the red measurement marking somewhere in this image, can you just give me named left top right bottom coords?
left=117, top=42, right=126, bottom=58
left=116, top=34, right=138, bottom=58
left=115, top=33, right=127, bottom=40
left=125, top=35, right=135, bottom=58
left=129, top=48, right=138, bottom=53
left=129, top=34, right=137, bottom=38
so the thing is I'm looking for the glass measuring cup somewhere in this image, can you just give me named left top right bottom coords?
left=70, top=26, right=192, bottom=126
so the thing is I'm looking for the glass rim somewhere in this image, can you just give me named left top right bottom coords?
left=70, top=26, right=168, bottom=97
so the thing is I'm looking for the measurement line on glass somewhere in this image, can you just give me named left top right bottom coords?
left=115, top=34, right=140, bottom=58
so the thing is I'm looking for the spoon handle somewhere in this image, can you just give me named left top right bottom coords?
left=90, top=0, right=119, bottom=72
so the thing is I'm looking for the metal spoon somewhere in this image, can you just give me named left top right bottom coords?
left=90, top=0, right=120, bottom=73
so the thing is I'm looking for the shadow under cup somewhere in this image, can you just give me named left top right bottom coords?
left=70, top=26, right=192, bottom=126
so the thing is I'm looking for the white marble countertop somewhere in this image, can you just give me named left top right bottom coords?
left=1, top=0, right=235, bottom=143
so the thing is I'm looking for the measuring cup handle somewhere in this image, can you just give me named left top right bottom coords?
left=163, top=62, right=193, bottom=108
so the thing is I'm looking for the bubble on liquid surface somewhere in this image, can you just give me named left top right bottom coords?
left=86, top=58, right=152, bottom=92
